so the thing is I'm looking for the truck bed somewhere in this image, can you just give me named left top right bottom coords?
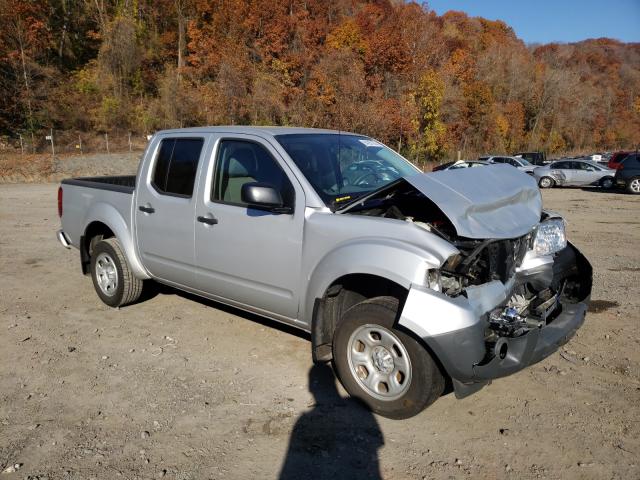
left=61, top=176, right=136, bottom=194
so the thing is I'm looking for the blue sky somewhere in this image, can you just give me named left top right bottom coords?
left=426, top=0, right=640, bottom=44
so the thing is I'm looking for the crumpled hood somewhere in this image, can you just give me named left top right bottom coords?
left=405, top=165, right=542, bottom=239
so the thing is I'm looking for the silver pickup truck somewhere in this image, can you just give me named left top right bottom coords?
left=57, top=127, right=592, bottom=419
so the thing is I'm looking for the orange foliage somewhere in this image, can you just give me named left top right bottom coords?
left=0, top=0, right=638, bottom=160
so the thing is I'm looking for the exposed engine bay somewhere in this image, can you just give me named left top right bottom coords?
left=342, top=180, right=534, bottom=292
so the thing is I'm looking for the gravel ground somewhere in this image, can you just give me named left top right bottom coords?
left=0, top=183, right=638, bottom=480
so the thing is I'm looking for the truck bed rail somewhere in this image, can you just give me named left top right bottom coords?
left=61, top=176, right=136, bottom=194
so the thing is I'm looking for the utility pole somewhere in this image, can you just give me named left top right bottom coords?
left=78, top=134, right=83, bottom=155
left=19, top=134, right=24, bottom=155
left=128, top=132, right=132, bottom=152
left=105, top=133, right=109, bottom=153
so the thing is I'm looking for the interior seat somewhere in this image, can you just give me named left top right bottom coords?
left=221, top=147, right=258, bottom=203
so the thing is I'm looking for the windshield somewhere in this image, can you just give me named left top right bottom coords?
left=275, top=134, right=419, bottom=207
left=518, top=158, right=532, bottom=166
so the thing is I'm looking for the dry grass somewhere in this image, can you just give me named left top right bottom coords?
left=0, top=152, right=141, bottom=183
left=0, top=153, right=55, bottom=183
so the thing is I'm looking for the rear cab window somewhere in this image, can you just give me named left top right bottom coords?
left=152, top=138, right=204, bottom=197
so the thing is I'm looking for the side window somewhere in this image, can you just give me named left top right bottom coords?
left=152, top=138, right=203, bottom=197
left=212, top=140, right=294, bottom=207
left=575, top=162, right=591, bottom=170
left=493, top=158, right=505, bottom=163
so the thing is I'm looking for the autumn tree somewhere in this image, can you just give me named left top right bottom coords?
left=410, top=70, right=447, bottom=163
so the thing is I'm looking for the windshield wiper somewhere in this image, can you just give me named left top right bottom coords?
left=334, top=179, right=404, bottom=213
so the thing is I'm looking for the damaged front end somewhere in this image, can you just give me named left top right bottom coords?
left=399, top=231, right=591, bottom=399
left=340, top=166, right=592, bottom=399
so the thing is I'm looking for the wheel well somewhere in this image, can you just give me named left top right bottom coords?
left=80, top=221, right=115, bottom=274
left=311, top=274, right=408, bottom=363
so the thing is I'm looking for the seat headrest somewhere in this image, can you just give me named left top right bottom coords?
left=228, top=148, right=257, bottom=177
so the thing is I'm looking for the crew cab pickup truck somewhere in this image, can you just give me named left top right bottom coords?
left=57, top=127, right=592, bottom=418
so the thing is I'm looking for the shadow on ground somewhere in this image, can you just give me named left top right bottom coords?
left=279, top=363, right=384, bottom=480
left=135, top=280, right=310, bottom=341
left=579, top=186, right=628, bottom=195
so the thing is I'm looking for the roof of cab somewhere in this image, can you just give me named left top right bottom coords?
left=154, top=126, right=359, bottom=137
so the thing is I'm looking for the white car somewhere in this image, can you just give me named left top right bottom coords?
left=533, top=159, right=615, bottom=189
left=482, top=156, right=536, bottom=175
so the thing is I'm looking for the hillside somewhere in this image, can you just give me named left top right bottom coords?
left=1, top=0, right=639, bottom=160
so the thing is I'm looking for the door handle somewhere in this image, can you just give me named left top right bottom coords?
left=139, top=205, right=155, bottom=214
left=197, top=215, right=218, bottom=226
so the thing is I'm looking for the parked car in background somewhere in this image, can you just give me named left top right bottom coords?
left=614, top=153, right=640, bottom=194
left=534, top=159, right=616, bottom=189
left=482, top=156, right=536, bottom=175
left=432, top=160, right=489, bottom=171
left=514, top=151, right=547, bottom=166
left=608, top=151, right=631, bottom=170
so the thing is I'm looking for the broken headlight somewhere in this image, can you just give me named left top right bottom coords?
left=533, top=218, right=567, bottom=256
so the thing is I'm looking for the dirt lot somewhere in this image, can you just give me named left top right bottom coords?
left=1, top=183, right=638, bottom=480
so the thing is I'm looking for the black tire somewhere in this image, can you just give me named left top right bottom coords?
left=626, top=176, right=640, bottom=194
left=90, top=238, right=143, bottom=307
left=599, top=176, right=614, bottom=189
left=332, top=296, right=445, bottom=419
left=539, top=176, right=554, bottom=188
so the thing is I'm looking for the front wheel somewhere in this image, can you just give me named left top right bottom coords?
left=539, top=176, right=554, bottom=188
left=332, top=296, right=445, bottom=419
left=90, top=238, right=143, bottom=307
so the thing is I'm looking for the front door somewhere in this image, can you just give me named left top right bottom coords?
left=135, top=135, right=206, bottom=285
left=574, top=162, right=603, bottom=185
left=193, top=136, right=304, bottom=320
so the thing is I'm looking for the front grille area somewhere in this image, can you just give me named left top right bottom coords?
left=453, top=233, right=532, bottom=285
left=483, top=235, right=530, bottom=282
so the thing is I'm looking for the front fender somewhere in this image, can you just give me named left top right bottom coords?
left=83, top=202, right=150, bottom=279
left=302, top=238, right=451, bottom=326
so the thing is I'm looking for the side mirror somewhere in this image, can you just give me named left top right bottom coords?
left=241, top=182, right=292, bottom=214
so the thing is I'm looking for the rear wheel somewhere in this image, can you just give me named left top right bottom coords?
left=332, top=296, right=445, bottom=419
left=600, top=176, right=614, bottom=189
left=626, top=177, right=640, bottom=194
left=90, top=238, right=143, bottom=307
left=539, top=176, right=554, bottom=188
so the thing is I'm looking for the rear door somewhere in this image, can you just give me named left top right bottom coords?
left=557, top=161, right=579, bottom=184
left=135, top=134, right=207, bottom=285
left=192, top=135, right=305, bottom=320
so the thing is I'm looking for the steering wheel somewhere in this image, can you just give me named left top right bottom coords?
left=352, top=171, right=382, bottom=186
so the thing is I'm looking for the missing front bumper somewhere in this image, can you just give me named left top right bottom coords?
left=398, top=242, right=592, bottom=399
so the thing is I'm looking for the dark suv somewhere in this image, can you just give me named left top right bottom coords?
left=614, top=153, right=640, bottom=194
left=513, top=151, right=546, bottom=166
